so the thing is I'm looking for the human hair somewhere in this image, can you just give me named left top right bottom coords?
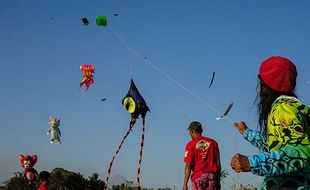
left=255, top=76, right=297, bottom=142
left=191, top=127, right=203, bottom=134
left=39, top=171, right=51, bottom=182
left=188, top=121, right=203, bottom=134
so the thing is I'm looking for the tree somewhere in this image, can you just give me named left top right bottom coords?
left=47, top=168, right=87, bottom=190
left=87, top=173, right=104, bottom=190
left=3, top=172, right=32, bottom=190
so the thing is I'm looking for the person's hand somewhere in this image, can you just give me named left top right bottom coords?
left=233, top=121, right=248, bottom=135
left=230, top=153, right=251, bottom=173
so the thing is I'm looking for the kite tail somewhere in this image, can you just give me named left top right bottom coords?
left=137, top=117, right=145, bottom=190
left=104, top=118, right=136, bottom=189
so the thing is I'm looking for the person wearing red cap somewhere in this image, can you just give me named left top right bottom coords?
left=183, top=121, right=221, bottom=190
left=230, top=56, right=310, bottom=189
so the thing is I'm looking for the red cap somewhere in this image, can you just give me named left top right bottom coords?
left=259, top=56, right=297, bottom=93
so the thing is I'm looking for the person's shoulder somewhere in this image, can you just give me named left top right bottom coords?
left=273, top=95, right=301, bottom=106
left=202, top=136, right=218, bottom=144
left=186, top=139, right=195, bottom=146
left=272, top=95, right=305, bottom=113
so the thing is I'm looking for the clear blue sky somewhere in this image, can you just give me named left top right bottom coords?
left=1, top=0, right=310, bottom=189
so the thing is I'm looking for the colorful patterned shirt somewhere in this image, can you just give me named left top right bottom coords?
left=243, top=95, right=310, bottom=189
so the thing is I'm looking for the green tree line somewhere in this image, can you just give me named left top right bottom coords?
left=2, top=168, right=170, bottom=190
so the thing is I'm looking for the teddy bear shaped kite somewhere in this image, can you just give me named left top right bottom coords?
left=18, top=154, right=38, bottom=186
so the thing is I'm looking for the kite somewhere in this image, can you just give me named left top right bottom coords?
left=48, top=116, right=61, bottom=144
left=81, top=17, right=89, bottom=25
left=208, top=71, right=215, bottom=88
left=80, top=64, right=95, bottom=93
left=216, top=102, right=234, bottom=120
left=19, top=155, right=38, bottom=187
left=113, top=13, right=119, bottom=16
left=101, top=98, right=107, bottom=101
left=96, top=16, right=108, bottom=26
left=105, top=79, right=150, bottom=190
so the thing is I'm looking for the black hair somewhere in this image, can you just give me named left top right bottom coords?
left=39, top=171, right=51, bottom=182
left=255, top=76, right=297, bottom=142
left=189, top=121, right=203, bottom=134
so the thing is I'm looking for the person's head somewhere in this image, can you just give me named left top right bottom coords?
left=187, top=121, right=203, bottom=139
left=256, top=56, right=297, bottom=139
left=39, top=171, right=51, bottom=183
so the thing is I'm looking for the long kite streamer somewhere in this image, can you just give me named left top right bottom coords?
left=105, top=79, right=149, bottom=190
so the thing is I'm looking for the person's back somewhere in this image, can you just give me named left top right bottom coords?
left=185, top=136, right=220, bottom=180
left=183, top=121, right=221, bottom=190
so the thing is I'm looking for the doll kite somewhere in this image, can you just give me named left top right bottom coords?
left=80, top=64, right=95, bottom=93
left=105, top=79, right=150, bottom=190
left=48, top=116, right=61, bottom=144
left=19, top=155, right=38, bottom=187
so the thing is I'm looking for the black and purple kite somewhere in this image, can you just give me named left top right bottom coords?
left=105, top=79, right=150, bottom=190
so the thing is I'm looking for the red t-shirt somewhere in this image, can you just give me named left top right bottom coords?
left=37, top=183, right=48, bottom=190
left=184, top=136, right=220, bottom=181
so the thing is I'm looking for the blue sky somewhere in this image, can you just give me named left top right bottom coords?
left=1, top=0, right=310, bottom=189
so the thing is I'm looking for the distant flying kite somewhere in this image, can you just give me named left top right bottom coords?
left=81, top=17, right=89, bottom=25
left=208, top=71, right=215, bottom=88
left=216, top=102, right=234, bottom=120
left=79, top=64, right=95, bottom=93
left=96, top=16, right=108, bottom=26
left=48, top=117, right=61, bottom=144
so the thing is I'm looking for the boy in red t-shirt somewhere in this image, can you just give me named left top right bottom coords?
left=37, top=171, right=51, bottom=190
left=183, top=121, right=221, bottom=190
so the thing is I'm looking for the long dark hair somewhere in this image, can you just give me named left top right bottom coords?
left=255, top=75, right=297, bottom=142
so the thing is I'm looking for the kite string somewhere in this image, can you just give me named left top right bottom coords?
left=87, top=0, right=240, bottom=185
left=110, top=24, right=242, bottom=185
left=86, top=0, right=234, bottom=124
left=109, top=24, right=234, bottom=124
left=88, top=0, right=102, bottom=15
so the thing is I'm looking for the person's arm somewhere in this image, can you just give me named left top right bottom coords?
left=249, top=143, right=310, bottom=176
left=234, top=122, right=267, bottom=151
left=182, top=163, right=191, bottom=190
left=242, top=128, right=268, bottom=151
left=216, top=144, right=222, bottom=189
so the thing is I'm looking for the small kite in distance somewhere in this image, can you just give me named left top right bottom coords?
left=216, top=102, right=233, bottom=120
left=81, top=17, right=89, bottom=25
left=101, top=98, right=107, bottom=101
left=48, top=117, right=61, bottom=144
left=208, top=71, right=215, bottom=88
left=80, top=64, right=95, bottom=93
left=96, top=16, right=108, bottom=26
left=113, top=13, right=119, bottom=16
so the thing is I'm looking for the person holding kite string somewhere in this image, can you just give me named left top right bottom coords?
left=231, top=56, right=310, bottom=189
left=183, top=121, right=221, bottom=190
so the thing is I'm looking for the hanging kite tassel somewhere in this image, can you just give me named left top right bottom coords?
left=137, top=117, right=146, bottom=190
left=104, top=118, right=136, bottom=189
